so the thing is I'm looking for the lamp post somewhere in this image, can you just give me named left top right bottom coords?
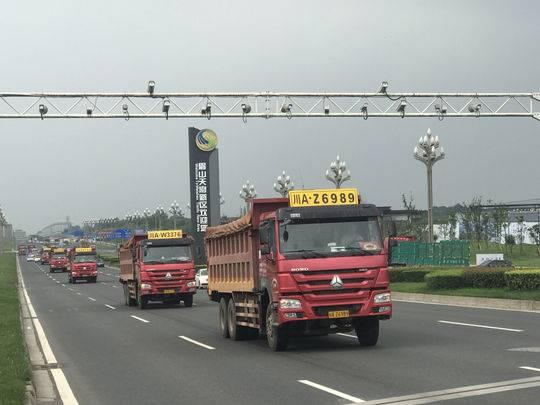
left=273, top=171, right=294, bottom=197
left=413, top=128, right=445, bottom=243
left=143, top=208, right=151, bottom=230
left=169, top=201, right=181, bottom=229
left=239, top=181, right=257, bottom=212
left=155, top=205, right=165, bottom=230
left=325, top=155, right=351, bottom=188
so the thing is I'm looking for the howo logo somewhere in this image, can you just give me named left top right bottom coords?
left=330, top=275, right=344, bottom=290
left=165, top=272, right=172, bottom=279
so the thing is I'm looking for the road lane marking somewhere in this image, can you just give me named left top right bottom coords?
left=105, top=304, right=116, bottom=310
left=50, top=368, right=79, bottom=405
left=88, top=297, right=96, bottom=301
left=68, top=288, right=74, bottom=291
left=298, top=380, right=364, bottom=403
left=358, top=376, right=540, bottom=405
left=76, top=292, right=82, bottom=295
left=437, top=320, right=523, bottom=332
left=100, top=282, right=107, bottom=285
left=520, top=366, right=540, bottom=373
left=509, top=347, right=540, bottom=352
left=112, top=285, right=119, bottom=288
left=337, top=333, right=357, bottom=339
left=178, top=336, right=216, bottom=350
left=130, top=315, right=149, bottom=323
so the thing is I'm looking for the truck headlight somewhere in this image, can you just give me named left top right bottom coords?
left=187, top=281, right=196, bottom=288
left=140, top=283, right=152, bottom=289
left=280, top=299, right=302, bottom=309
left=374, top=292, right=391, bottom=303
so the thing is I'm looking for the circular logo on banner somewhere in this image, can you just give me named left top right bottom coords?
left=195, top=129, right=218, bottom=152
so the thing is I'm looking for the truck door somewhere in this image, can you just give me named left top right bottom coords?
left=259, top=220, right=278, bottom=299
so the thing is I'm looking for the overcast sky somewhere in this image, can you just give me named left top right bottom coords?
left=1, top=0, right=539, bottom=233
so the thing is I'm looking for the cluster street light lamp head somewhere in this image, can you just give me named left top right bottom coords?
left=239, top=181, right=257, bottom=208
left=413, top=128, right=445, bottom=243
left=325, top=155, right=351, bottom=189
left=273, top=171, right=294, bottom=197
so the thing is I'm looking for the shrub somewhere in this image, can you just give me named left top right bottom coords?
left=505, top=270, right=540, bottom=290
left=389, top=268, right=432, bottom=282
left=425, top=270, right=465, bottom=289
left=463, top=268, right=508, bottom=288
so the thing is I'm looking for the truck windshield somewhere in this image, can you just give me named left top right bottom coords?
left=73, top=255, right=97, bottom=263
left=143, top=245, right=192, bottom=264
left=52, top=255, right=66, bottom=259
left=279, top=218, right=382, bottom=258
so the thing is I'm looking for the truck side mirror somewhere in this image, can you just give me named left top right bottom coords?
left=388, top=221, right=397, bottom=238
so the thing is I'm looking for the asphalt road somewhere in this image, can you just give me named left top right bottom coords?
left=20, top=257, right=540, bottom=405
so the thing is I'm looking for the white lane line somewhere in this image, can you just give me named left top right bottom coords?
left=438, top=320, right=523, bottom=332
left=50, top=368, right=79, bottom=405
left=88, top=297, right=96, bottom=302
left=178, top=336, right=216, bottom=350
left=298, top=380, right=364, bottom=403
left=130, top=315, right=149, bottom=323
left=105, top=304, right=116, bottom=310
left=111, top=285, right=119, bottom=288
left=337, top=333, right=357, bottom=339
left=68, top=288, right=74, bottom=291
left=520, top=366, right=540, bottom=373
left=32, top=316, right=58, bottom=364
left=100, top=282, right=107, bottom=285
left=76, top=292, right=82, bottom=295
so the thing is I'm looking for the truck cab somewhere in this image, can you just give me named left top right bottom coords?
left=119, top=230, right=196, bottom=309
left=68, top=247, right=98, bottom=283
left=49, top=248, right=68, bottom=273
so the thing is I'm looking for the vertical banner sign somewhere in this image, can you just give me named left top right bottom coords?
left=188, top=127, right=220, bottom=264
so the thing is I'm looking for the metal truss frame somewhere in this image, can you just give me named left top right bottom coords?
left=1, top=91, right=539, bottom=120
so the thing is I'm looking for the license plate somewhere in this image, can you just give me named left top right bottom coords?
left=163, top=289, right=176, bottom=294
left=328, top=310, right=350, bottom=318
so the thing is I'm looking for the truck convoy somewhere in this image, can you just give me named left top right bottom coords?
left=68, top=247, right=98, bottom=283
left=49, top=248, right=69, bottom=273
left=118, top=230, right=196, bottom=309
left=205, top=188, right=393, bottom=351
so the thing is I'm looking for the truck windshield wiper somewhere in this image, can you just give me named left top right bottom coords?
left=285, top=249, right=328, bottom=258
left=143, top=260, right=164, bottom=264
left=343, top=247, right=378, bottom=255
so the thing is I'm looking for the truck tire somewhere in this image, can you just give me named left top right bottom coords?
left=219, top=297, right=230, bottom=338
left=354, top=318, right=379, bottom=347
left=183, top=294, right=193, bottom=308
left=266, top=305, right=288, bottom=351
left=227, top=298, right=249, bottom=341
left=138, top=293, right=148, bottom=309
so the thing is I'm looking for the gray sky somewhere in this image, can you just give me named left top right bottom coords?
left=1, top=0, right=539, bottom=233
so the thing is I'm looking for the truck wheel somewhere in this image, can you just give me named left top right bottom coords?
left=219, top=297, right=230, bottom=338
left=137, top=292, right=148, bottom=309
left=183, top=294, right=193, bottom=308
left=266, top=305, right=288, bottom=351
left=227, top=298, right=249, bottom=341
left=354, top=318, right=379, bottom=347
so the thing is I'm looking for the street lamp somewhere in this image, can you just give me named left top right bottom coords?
left=239, top=181, right=257, bottom=211
left=273, top=171, right=294, bottom=197
left=413, top=128, right=445, bottom=243
left=325, top=155, right=351, bottom=188
left=169, top=201, right=181, bottom=228
left=155, top=205, right=165, bottom=230
left=143, top=208, right=151, bottom=230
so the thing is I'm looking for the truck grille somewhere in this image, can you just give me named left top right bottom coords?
left=291, top=268, right=377, bottom=300
left=146, top=269, right=190, bottom=285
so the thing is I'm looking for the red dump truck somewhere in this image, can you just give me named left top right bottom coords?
left=18, top=244, right=27, bottom=256
left=40, top=247, right=52, bottom=264
left=118, top=230, right=196, bottom=309
left=68, top=247, right=98, bottom=283
left=49, top=248, right=69, bottom=273
left=205, top=189, right=394, bottom=351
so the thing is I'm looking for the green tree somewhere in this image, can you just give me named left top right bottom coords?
left=516, top=215, right=525, bottom=254
left=505, top=234, right=516, bottom=255
left=401, top=193, right=424, bottom=240
left=448, top=211, right=458, bottom=240
left=491, top=204, right=508, bottom=247
left=528, top=224, right=540, bottom=256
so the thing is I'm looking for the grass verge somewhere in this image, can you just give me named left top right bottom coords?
left=0, top=253, right=30, bottom=404
left=391, top=281, right=540, bottom=301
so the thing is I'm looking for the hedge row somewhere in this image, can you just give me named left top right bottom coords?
left=391, top=267, right=540, bottom=291
left=505, top=270, right=540, bottom=290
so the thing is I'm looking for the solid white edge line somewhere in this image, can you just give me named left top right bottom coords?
left=130, top=315, right=149, bottom=323
left=393, top=298, right=540, bottom=314
left=105, top=304, right=116, bottom=310
left=88, top=297, right=96, bottom=301
left=178, top=336, right=216, bottom=350
left=298, top=380, right=364, bottom=403
left=50, top=368, right=79, bottom=405
left=520, top=366, right=540, bottom=372
left=438, top=320, right=523, bottom=332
